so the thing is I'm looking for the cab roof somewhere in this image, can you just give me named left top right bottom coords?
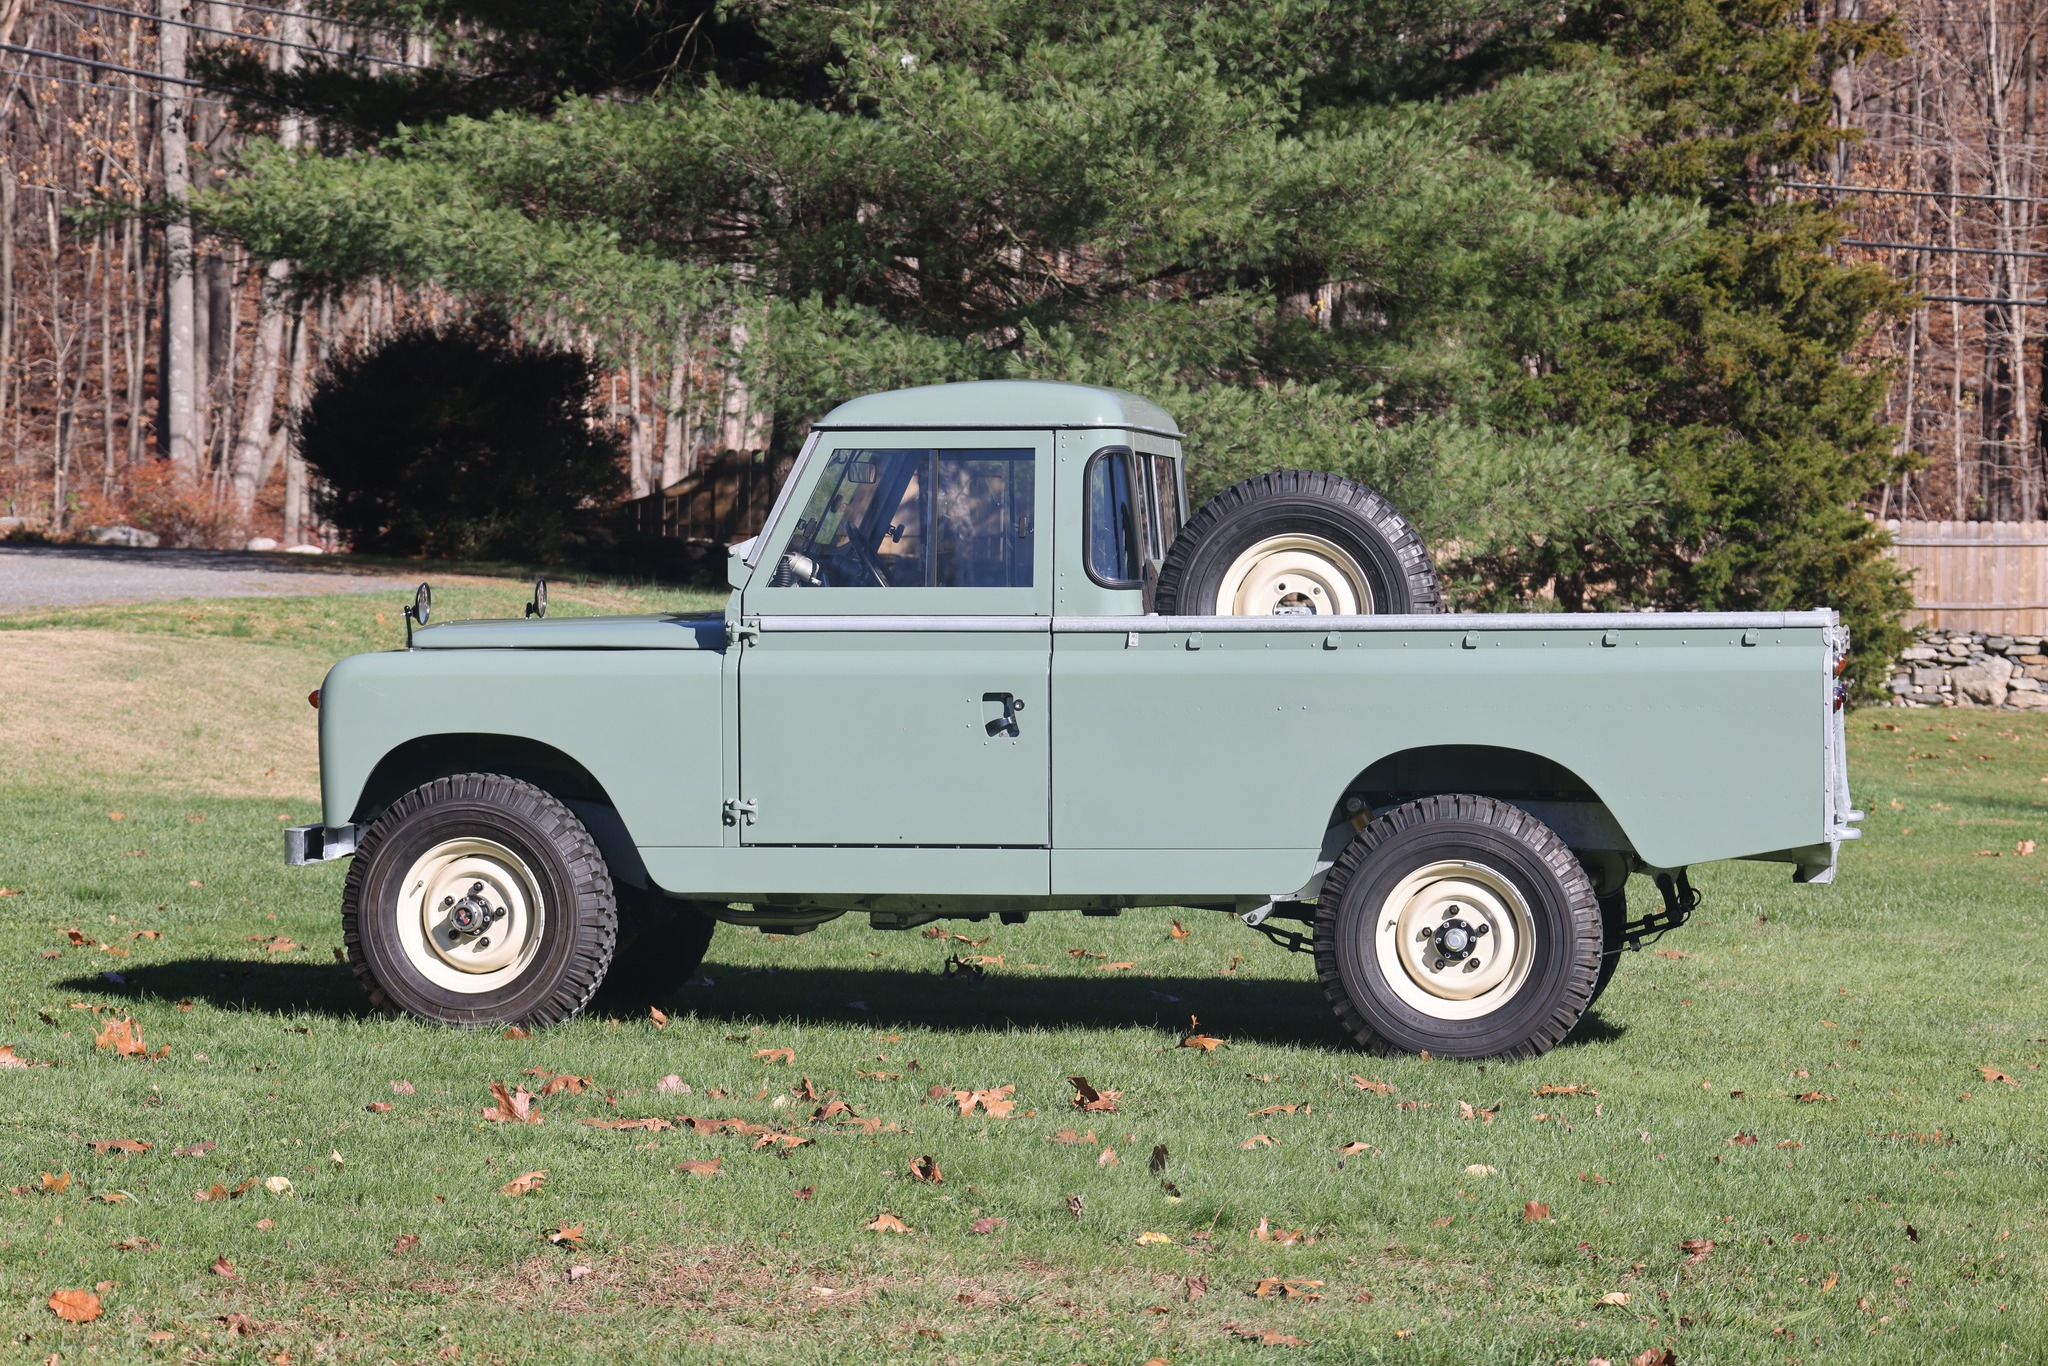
left=813, top=380, right=1180, bottom=438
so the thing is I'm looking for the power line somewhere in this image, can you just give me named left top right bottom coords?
left=1763, top=178, right=2048, bottom=207
left=52, top=0, right=436, bottom=70
left=1843, top=238, right=2048, bottom=261
left=0, top=37, right=217, bottom=87
left=1921, top=295, right=2048, bottom=306
left=0, top=62, right=229, bottom=102
left=209, top=0, right=416, bottom=37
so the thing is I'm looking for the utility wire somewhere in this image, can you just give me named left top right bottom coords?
left=52, top=0, right=436, bottom=70
left=1843, top=238, right=2048, bottom=261
left=1759, top=178, right=2048, bottom=207
left=209, top=0, right=416, bottom=37
left=0, top=37, right=216, bottom=87
left=0, top=61, right=229, bottom=101
left=1921, top=295, right=2048, bottom=306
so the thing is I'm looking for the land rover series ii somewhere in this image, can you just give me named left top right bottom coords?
left=287, top=380, right=1857, bottom=1060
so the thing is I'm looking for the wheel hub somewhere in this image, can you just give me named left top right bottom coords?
left=1213, top=533, right=1375, bottom=616
left=394, top=838, right=546, bottom=993
left=1430, top=913, right=1488, bottom=969
left=1372, top=860, right=1535, bottom=1020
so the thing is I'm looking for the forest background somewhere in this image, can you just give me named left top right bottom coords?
left=0, top=0, right=2043, bottom=682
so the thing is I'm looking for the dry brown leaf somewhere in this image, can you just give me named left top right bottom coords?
left=1598, top=1291, right=1631, bottom=1307
left=1180, top=1014, right=1226, bottom=1051
left=754, top=1047, right=796, bottom=1065
left=813, top=1098, right=856, bottom=1121
left=1794, top=1091, right=1834, bottom=1104
left=0, top=1044, right=50, bottom=1069
left=908, top=1154, right=943, bottom=1184
left=581, top=1116, right=673, bottom=1132
left=1632, top=1350, right=1676, bottom=1366
left=1047, top=1127, right=1097, bottom=1145
left=866, top=1211, right=912, bottom=1234
left=1069, top=1076, right=1122, bottom=1112
left=500, top=1170, right=547, bottom=1196
left=970, top=1215, right=1005, bottom=1234
left=952, top=1084, right=1018, bottom=1118
left=1253, top=1103, right=1309, bottom=1118
left=1097, top=1147, right=1120, bottom=1168
left=48, top=1289, right=101, bottom=1322
left=1456, top=1101, right=1499, bottom=1123
left=1169, top=919, right=1190, bottom=939
left=1249, top=1275, right=1322, bottom=1299
left=210, top=1255, right=236, bottom=1278
left=1240, top=1134, right=1275, bottom=1149
left=792, top=1185, right=815, bottom=1200
left=87, top=1139, right=150, bottom=1156
left=1727, top=1132, right=1759, bottom=1147
left=40, top=1171, right=70, bottom=1193
left=1098, top=961, right=1136, bottom=971
left=1979, top=1065, right=2020, bottom=1087
left=1532, top=1083, right=1598, bottom=1097
left=1349, top=1076, right=1396, bottom=1096
left=649, top=1006, right=669, bottom=1030
left=1524, top=1201, right=1552, bottom=1222
left=365, top=1100, right=393, bottom=1114
left=111, top=1237, right=155, bottom=1251
left=392, top=1233, right=419, bottom=1254
left=502, top=1026, right=530, bottom=1040
left=657, top=1074, right=690, bottom=1094
left=1136, top=1231, right=1175, bottom=1245
left=1253, top=1217, right=1307, bottom=1245
left=546, top=1223, right=584, bottom=1247
left=528, top=1070, right=592, bottom=1096
left=94, top=1016, right=148, bottom=1057
left=1336, top=1141, right=1375, bottom=1158
left=675, top=1157, right=722, bottom=1176
left=1679, top=1237, right=1716, bottom=1265
left=1067, top=947, right=1106, bottom=959
left=482, top=1081, right=543, bottom=1124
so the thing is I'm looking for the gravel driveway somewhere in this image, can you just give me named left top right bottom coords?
left=0, top=544, right=416, bottom=612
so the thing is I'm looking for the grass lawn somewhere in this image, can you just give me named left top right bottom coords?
left=1, top=590, right=2043, bottom=1364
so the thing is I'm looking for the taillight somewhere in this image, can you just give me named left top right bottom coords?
left=1834, top=681, right=1847, bottom=712
left=308, top=689, right=321, bottom=710
left=1834, top=654, right=1849, bottom=677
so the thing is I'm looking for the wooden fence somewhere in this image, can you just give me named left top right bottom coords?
left=617, top=450, right=795, bottom=547
left=1884, top=520, right=2048, bottom=635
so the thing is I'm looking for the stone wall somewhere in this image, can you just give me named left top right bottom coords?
left=1885, top=629, right=2048, bottom=709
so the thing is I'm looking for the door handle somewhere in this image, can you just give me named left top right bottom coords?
left=983, top=692, right=1026, bottom=738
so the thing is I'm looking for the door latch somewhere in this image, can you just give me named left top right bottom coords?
left=722, top=797, right=759, bottom=826
left=983, top=692, right=1026, bottom=738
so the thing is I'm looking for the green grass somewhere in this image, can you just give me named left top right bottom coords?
left=1, top=598, right=2044, bottom=1363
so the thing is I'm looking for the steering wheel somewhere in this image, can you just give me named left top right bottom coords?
left=840, top=529, right=891, bottom=588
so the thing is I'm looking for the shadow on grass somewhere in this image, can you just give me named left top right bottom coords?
left=70, top=958, right=1630, bottom=1054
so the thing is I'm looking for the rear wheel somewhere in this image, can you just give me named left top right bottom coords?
left=1154, top=470, right=1441, bottom=617
left=1314, top=795, right=1599, bottom=1060
left=342, top=774, right=617, bottom=1027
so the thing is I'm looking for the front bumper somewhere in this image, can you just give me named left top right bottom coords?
left=285, top=824, right=359, bottom=866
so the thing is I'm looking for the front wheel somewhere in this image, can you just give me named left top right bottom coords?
left=342, top=774, right=618, bottom=1027
left=1314, top=795, right=1599, bottom=1060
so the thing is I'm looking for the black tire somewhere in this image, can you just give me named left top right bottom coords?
left=1587, top=889, right=1629, bottom=1009
left=1313, top=794, right=1600, bottom=1061
left=1154, top=470, right=1442, bottom=617
left=341, top=774, right=618, bottom=1027
left=595, top=885, right=718, bottom=1009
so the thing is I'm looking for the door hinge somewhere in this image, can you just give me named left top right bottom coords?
left=722, top=797, right=759, bottom=826
left=727, top=619, right=761, bottom=647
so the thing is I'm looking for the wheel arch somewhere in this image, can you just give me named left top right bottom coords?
left=348, top=734, right=650, bottom=890
left=1332, top=745, right=1638, bottom=871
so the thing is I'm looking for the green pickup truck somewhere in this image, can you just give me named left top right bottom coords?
left=287, top=380, right=1858, bottom=1060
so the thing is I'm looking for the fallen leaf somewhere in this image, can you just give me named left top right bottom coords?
left=1065, top=1193, right=1085, bottom=1218
left=1337, top=1141, right=1376, bottom=1158
left=111, top=1237, right=156, bottom=1251
left=1254, top=1217, right=1307, bottom=1245
left=546, top=1224, right=584, bottom=1247
left=754, top=1047, right=796, bottom=1065
left=1180, top=1015, right=1225, bottom=1050
left=1169, top=920, right=1190, bottom=939
left=171, top=1140, right=216, bottom=1157
left=1679, top=1237, right=1716, bottom=1265
left=1097, top=1147, right=1120, bottom=1168
left=1225, top=1323, right=1307, bottom=1346
left=1456, top=1101, right=1499, bottom=1123
left=1250, top=1275, right=1322, bottom=1299
left=48, top=1289, right=101, bottom=1322
left=1137, top=1231, right=1175, bottom=1245
left=1253, top=1103, right=1309, bottom=1118
left=1532, top=1083, right=1598, bottom=1097
left=107, top=811, right=123, bottom=821
left=566, top=1264, right=592, bottom=1283
left=2018, top=840, right=2037, bottom=856
left=1047, top=1127, right=1096, bottom=1145
left=482, top=1082, right=543, bottom=1124
left=365, top=1101, right=394, bottom=1114
left=1240, top=1134, right=1275, bottom=1149
left=529, top=1071, right=591, bottom=1096
left=263, top=1177, right=292, bottom=1195
left=866, top=1212, right=911, bottom=1233
left=907, top=1154, right=943, bottom=1184
left=87, top=1139, right=150, bottom=1156
left=1149, top=1143, right=1169, bottom=1173
left=94, top=1016, right=148, bottom=1057
left=970, top=1215, right=1005, bottom=1234
left=1655, top=948, right=1689, bottom=959
left=1727, top=1132, right=1759, bottom=1146
left=1464, top=1164, right=1497, bottom=1178
left=657, top=1074, right=691, bottom=1094
left=1795, top=1091, right=1834, bottom=1104
left=1524, top=1201, right=1552, bottom=1222
left=39, top=1171, right=70, bottom=1193
left=1632, top=1350, right=1676, bottom=1366
left=392, top=1233, right=419, bottom=1254
left=502, top=1026, right=530, bottom=1040
left=210, top=1255, right=236, bottom=1278
left=1979, top=1065, right=2020, bottom=1087
left=1069, top=1076, right=1122, bottom=1112
left=500, top=1170, right=547, bottom=1196
left=254, top=1218, right=274, bottom=1230
left=953, top=1084, right=1018, bottom=1118
left=1598, top=1291, right=1631, bottom=1307
left=792, top=1186, right=814, bottom=1200
left=1350, top=1076, right=1396, bottom=1096
left=1098, top=961, right=1136, bottom=971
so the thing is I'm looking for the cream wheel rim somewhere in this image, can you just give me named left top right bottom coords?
left=1373, top=860, right=1534, bottom=1021
left=394, top=837, right=546, bottom=994
left=1214, top=533, right=1373, bottom=616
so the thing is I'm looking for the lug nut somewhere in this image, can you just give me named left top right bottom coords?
left=476, top=937, right=491, bottom=949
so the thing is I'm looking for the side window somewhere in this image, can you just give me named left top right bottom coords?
left=777, top=447, right=1034, bottom=588
left=1084, top=449, right=1140, bottom=586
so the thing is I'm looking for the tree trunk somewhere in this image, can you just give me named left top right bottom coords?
left=158, top=0, right=199, bottom=473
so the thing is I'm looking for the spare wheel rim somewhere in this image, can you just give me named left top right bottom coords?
left=394, top=837, right=547, bottom=994
left=1372, top=860, right=1535, bottom=1021
left=1214, top=533, right=1373, bottom=615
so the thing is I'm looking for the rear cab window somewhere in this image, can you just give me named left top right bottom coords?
left=1083, top=445, right=1186, bottom=606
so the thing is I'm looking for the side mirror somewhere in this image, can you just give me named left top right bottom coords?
left=525, top=577, right=548, bottom=619
left=403, top=582, right=432, bottom=647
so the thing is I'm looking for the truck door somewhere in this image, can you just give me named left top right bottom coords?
left=737, top=432, right=1053, bottom=848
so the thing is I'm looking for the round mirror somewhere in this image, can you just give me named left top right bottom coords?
left=526, top=577, right=548, bottom=619
left=413, top=582, right=432, bottom=626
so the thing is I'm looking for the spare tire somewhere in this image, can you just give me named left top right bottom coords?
left=1154, top=471, right=1442, bottom=617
